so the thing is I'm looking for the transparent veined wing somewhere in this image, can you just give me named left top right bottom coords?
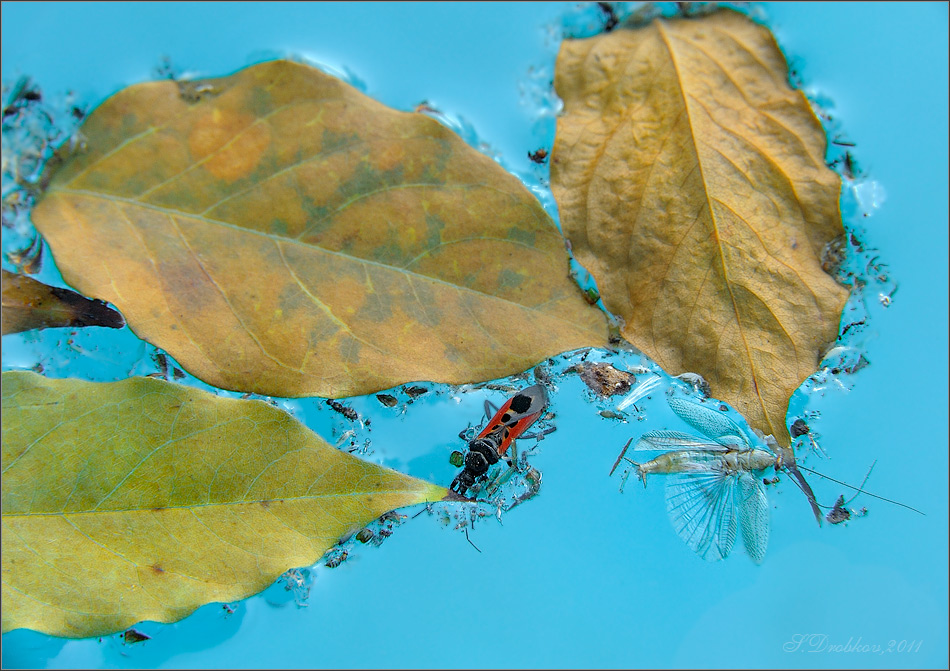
left=633, top=430, right=731, bottom=452
left=668, top=397, right=751, bottom=445
left=737, top=471, right=770, bottom=565
left=715, top=434, right=752, bottom=450
left=664, top=457, right=739, bottom=561
left=616, top=375, right=663, bottom=412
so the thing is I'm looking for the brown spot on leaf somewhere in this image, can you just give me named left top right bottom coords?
left=205, top=122, right=271, bottom=183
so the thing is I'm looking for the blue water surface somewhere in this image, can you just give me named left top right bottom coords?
left=1, top=2, right=947, bottom=668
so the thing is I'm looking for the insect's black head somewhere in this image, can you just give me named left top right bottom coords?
left=450, top=469, right=475, bottom=495
left=450, top=439, right=501, bottom=495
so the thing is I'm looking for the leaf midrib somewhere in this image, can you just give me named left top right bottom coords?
left=1, top=486, right=426, bottom=518
left=50, top=188, right=571, bottom=318
left=656, top=19, right=767, bottom=425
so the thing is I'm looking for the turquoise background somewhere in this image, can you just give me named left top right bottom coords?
left=2, top=2, right=947, bottom=668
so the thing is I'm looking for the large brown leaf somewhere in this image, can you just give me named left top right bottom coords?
left=1, top=371, right=449, bottom=638
left=31, top=60, right=605, bottom=398
left=551, top=10, right=848, bottom=446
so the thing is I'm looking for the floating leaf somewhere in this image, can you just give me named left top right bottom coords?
left=30, top=60, right=606, bottom=398
left=1, top=371, right=448, bottom=638
left=1, top=268, right=125, bottom=335
left=551, top=10, right=848, bottom=446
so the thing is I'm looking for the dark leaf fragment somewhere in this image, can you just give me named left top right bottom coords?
left=1, top=269, right=124, bottom=335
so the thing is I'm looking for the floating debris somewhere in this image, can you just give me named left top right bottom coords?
left=532, top=364, right=551, bottom=385
left=821, top=234, right=848, bottom=277
left=616, top=374, right=662, bottom=413
left=122, top=628, right=150, bottom=645
left=674, top=372, right=711, bottom=397
left=324, top=548, right=349, bottom=568
left=151, top=350, right=169, bottom=380
left=271, top=568, right=313, bottom=608
left=528, top=147, right=548, bottom=163
left=1, top=269, right=125, bottom=335
left=597, top=1, right=620, bottom=31
left=792, top=414, right=818, bottom=441
left=477, top=382, right=521, bottom=393
left=826, top=495, right=851, bottom=525
left=404, top=385, right=428, bottom=398
left=4, top=233, right=43, bottom=274
left=571, top=361, right=637, bottom=397
left=153, top=56, right=220, bottom=104
left=2, top=76, right=42, bottom=119
left=326, top=399, right=358, bottom=421
left=829, top=150, right=861, bottom=180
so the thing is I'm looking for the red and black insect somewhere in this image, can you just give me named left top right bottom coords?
left=450, top=384, right=548, bottom=495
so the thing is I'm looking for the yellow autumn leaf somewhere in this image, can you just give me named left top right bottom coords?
left=1, top=371, right=448, bottom=638
left=551, top=10, right=848, bottom=446
left=1, top=269, right=125, bottom=335
left=30, top=60, right=606, bottom=398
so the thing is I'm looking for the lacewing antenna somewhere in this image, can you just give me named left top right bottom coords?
left=796, top=464, right=925, bottom=516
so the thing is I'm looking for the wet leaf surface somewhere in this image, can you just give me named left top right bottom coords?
left=1, top=269, right=125, bottom=335
left=1, top=371, right=448, bottom=638
left=551, top=10, right=849, bottom=445
left=31, top=60, right=605, bottom=398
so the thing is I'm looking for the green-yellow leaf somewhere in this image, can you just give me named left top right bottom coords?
left=1, top=269, right=125, bottom=335
left=551, top=10, right=849, bottom=446
left=1, top=371, right=447, bottom=638
left=30, top=60, right=606, bottom=398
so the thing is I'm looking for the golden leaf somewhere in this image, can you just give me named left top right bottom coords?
left=30, top=60, right=605, bottom=398
left=1, top=269, right=125, bottom=335
left=1, top=371, right=447, bottom=638
left=551, top=10, right=848, bottom=446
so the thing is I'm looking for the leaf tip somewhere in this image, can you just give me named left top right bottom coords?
left=440, top=489, right=473, bottom=503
